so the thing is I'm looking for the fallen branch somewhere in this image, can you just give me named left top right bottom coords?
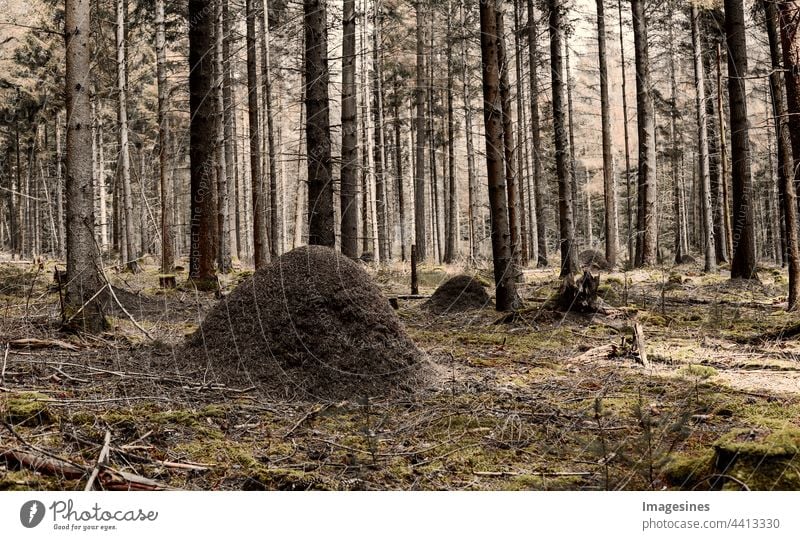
left=84, top=430, right=112, bottom=491
left=0, top=447, right=87, bottom=480
left=1, top=343, right=9, bottom=384
left=98, top=466, right=173, bottom=491
left=472, top=470, right=592, bottom=477
left=8, top=338, right=80, bottom=351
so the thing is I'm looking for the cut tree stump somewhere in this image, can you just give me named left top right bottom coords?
left=633, top=323, right=649, bottom=367
left=558, top=271, right=600, bottom=312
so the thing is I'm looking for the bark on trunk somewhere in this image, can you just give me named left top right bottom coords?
left=596, top=0, right=617, bottom=268
left=341, top=0, right=359, bottom=258
left=304, top=0, right=335, bottom=247
left=188, top=0, right=217, bottom=287
left=691, top=4, right=716, bottom=272
left=479, top=0, right=520, bottom=310
left=777, top=0, right=800, bottom=307
left=631, top=0, right=657, bottom=267
left=548, top=0, right=578, bottom=277
left=724, top=0, right=757, bottom=279
left=65, top=0, right=108, bottom=332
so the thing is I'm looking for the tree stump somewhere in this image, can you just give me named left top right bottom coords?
left=558, top=270, right=600, bottom=312
left=158, top=274, right=177, bottom=289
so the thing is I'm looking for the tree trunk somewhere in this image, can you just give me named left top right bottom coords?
left=548, top=0, right=578, bottom=277
left=691, top=4, right=716, bottom=272
left=372, top=0, right=388, bottom=262
left=565, top=36, right=580, bottom=244
left=188, top=0, right=217, bottom=287
left=222, top=0, right=239, bottom=262
left=304, top=0, right=335, bottom=247
left=596, top=0, right=617, bottom=268
left=496, top=8, right=522, bottom=275
left=155, top=0, right=174, bottom=279
left=65, top=0, right=108, bottom=332
left=259, top=0, right=279, bottom=259
left=444, top=0, right=458, bottom=264
left=668, top=8, right=686, bottom=265
left=414, top=1, right=427, bottom=261
left=777, top=0, right=800, bottom=308
left=479, top=0, right=520, bottom=311
left=116, top=0, right=138, bottom=272
left=617, top=0, right=634, bottom=266
left=462, top=0, right=479, bottom=264
left=215, top=0, right=230, bottom=273
left=724, top=0, right=757, bottom=279
left=513, top=0, right=531, bottom=265
left=526, top=0, right=547, bottom=267
left=716, top=42, right=734, bottom=262
left=631, top=0, right=657, bottom=267
left=392, top=86, right=407, bottom=261
left=341, top=0, right=359, bottom=258
left=246, top=0, right=268, bottom=268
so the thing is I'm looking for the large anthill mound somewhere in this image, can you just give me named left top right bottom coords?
left=186, top=246, right=428, bottom=400
left=424, top=275, right=492, bottom=314
left=579, top=249, right=612, bottom=271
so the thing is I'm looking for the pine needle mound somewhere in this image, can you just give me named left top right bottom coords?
left=579, top=249, right=612, bottom=271
left=424, top=274, right=492, bottom=314
left=185, top=245, right=429, bottom=400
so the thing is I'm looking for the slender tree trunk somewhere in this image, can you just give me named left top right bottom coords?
left=341, top=0, right=359, bottom=258
left=245, top=0, right=268, bottom=268
left=526, top=0, right=547, bottom=267
left=155, top=0, right=174, bottom=278
left=716, top=43, right=734, bottom=261
left=392, top=87, right=407, bottom=261
left=616, top=0, right=634, bottom=266
left=631, top=0, right=657, bottom=267
left=479, top=0, right=520, bottom=310
left=55, top=111, right=65, bottom=258
left=460, top=0, right=479, bottom=264
left=596, top=0, right=617, bottom=268
left=372, top=0, right=388, bottom=262
left=564, top=36, right=580, bottom=244
left=444, top=0, right=458, bottom=264
left=777, top=0, right=800, bottom=308
left=496, top=8, right=522, bottom=276
left=188, top=0, right=217, bottom=287
left=691, top=4, right=716, bottom=272
left=259, top=0, right=279, bottom=258
left=215, top=0, right=230, bottom=272
left=222, top=0, right=238, bottom=262
left=668, top=8, right=686, bottom=265
left=117, top=0, right=138, bottom=272
left=547, top=0, right=578, bottom=277
left=414, top=1, right=427, bottom=261
left=304, top=0, right=335, bottom=246
left=512, top=0, right=529, bottom=265
left=724, top=0, right=757, bottom=279
left=65, top=0, right=107, bottom=332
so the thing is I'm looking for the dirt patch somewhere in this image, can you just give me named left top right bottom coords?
left=424, top=275, right=492, bottom=314
left=184, top=246, right=432, bottom=401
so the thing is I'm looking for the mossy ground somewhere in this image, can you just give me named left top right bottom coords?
left=1, top=258, right=800, bottom=490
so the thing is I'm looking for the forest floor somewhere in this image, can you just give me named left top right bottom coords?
left=2, top=255, right=800, bottom=491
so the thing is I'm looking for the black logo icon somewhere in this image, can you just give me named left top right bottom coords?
left=20, top=500, right=45, bottom=528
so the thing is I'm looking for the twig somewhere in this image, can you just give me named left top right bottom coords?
left=284, top=404, right=330, bottom=438
left=0, top=419, right=88, bottom=473
left=1, top=343, right=9, bottom=385
left=8, top=338, right=80, bottom=351
left=84, top=430, right=112, bottom=491
left=0, top=447, right=86, bottom=480
left=104, top=283, right=154, bottom=340
left=64, top=282, right=109, bottom=325
left=472, top=470, right=592, bottom=477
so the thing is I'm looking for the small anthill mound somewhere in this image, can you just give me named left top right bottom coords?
left=424, top=275, right=492, bottom=314
left=184, top=245, right=429, bottom=401
left=579, top=249, right=612, bottom=271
